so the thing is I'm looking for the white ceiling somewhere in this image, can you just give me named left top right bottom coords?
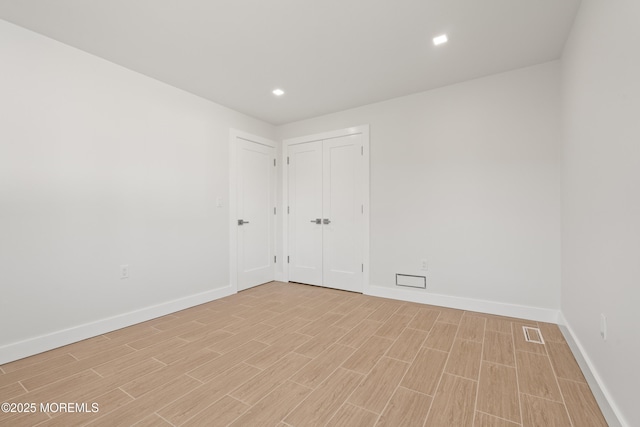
left=0, top=0, right=581, bottom=125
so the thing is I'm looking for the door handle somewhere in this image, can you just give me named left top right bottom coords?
left=238, top=219, right=250, bottom=225
left=323, top=218, right=331, bottom=224
left=310, top=218, right=321, bottom=224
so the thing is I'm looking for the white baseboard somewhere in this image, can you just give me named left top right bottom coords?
left=365, top=284, right=560, bottom=323
left=0, top=285, right=236, bottom=365
left=558, top=313, right=627, bottom=427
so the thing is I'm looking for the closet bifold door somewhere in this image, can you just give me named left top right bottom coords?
left=288, top=140, right=324, bottom=286
left=287, top=133, right=364, bottom=293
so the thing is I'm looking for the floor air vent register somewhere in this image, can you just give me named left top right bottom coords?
left=523, top=326, right=545, bottom=344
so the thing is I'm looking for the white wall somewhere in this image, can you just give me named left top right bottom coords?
left=278, top=62, right=562, bottom=313
left=561, top=1, right=640, bottom=426
left=0, top=20, right=274, bottom=361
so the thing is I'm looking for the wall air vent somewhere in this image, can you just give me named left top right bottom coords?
left=395, top=274, right=426, bottom=289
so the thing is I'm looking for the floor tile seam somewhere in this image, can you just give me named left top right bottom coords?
left=238, top=351, right=314, bottom=392
left=149, top=357, right=169, bottom=367
left=0, top=354, right=80, bottom=386
left=517, top=386, right=567, bottom=404
left=184, top=353, right=251, bottom=384
left=402, top=326, right=430, bottom=351
left=220, top=325, right=259, bottom=336
left=157, top=377, right=241, bottom=425
left=373, top=322, right=412, bottom=341
left=184, top=372, right=204, bottom=383
left=545, top=339, right=569, bottom=345
left=481, top=359, right=517, bottom=369
left=152, top=319, right=205, bottom=332
left=475, top=409, right=523, bottom=426
left=341, top=399, right=383, bottom=416
left=421, top=342, right=453, bottom=353
left=329, top=314, right=375, bottom=340
left=189, top=375, right=205, bottom=386
left=243, top=358, right=275, bottom=371
left=30, top=414, right=52, bottom=426
left=21, top=366, right=101, bottom=394
left=511, top=321, right=525, bottom=426
left=288, top=378, right=315, bottom=390
left=403, top=325, right=432, bottom=335
left=334, top=365, right=371, bottom=423
left=417, top=329, right=450, bottom=355
left=283, top=364, right=361, bottom=426
left=368, top=372, right=411, bottom=426
left=378, top=318, right=413, bottom=360
left=335, top=336, right=362, bottom=351
left=116, top=376, right=210, bottom=426
left=462, top=310, right=486, bottom=317
left=454, top=335, right=485, bottom=345
left=345, top=355, right=411, bottom=411
left=203, top=394, right=249, bottom=427
left=158, top=352, right=221, bottom=377
left=148, top=412, right=177, bottom=427
left=470, top=316, right=486, bottom=427
left=441, top=371, right=480, bottom=384
left=367, top=303, right=403, bottom=323
left=484, top=324, right=503, bottom=343
left=555, top=376, right=588, bottom=386
left=433, top=318, right=461, bottom=326
left=396, top=384, right=433, bottom=398
left=340, top=363, right=375, bottom=376
left=545, top=360, right=588, bottom=384
left=484, top=326, right=514, bottom=336
left=513, top=346, right=549, bottom=356
left=541, top=337, right=576, bottom=427
left=135, top=365, right=211, bottom=399
left=90, top=368, right=104, bottom=378
left=223, top=391, right=254, bottom=408
left=453, top=319, right=487, bottom=343
left=421, top=317, right=462, bottom=426
left=117, top=386, right=136, bottom=401
left=248, top=353, right=314, bottom=399
left=384, top=352, right=421, bottom=365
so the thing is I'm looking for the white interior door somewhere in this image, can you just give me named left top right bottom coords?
left=288, top=141, right=323, bottom=286
left=322, top=134, right=363, bottom=292
left=287, top=133, right=364, bottom=293
left=237, top=138, right=275, bottom=291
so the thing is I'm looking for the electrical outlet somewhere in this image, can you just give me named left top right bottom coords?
left=120, top=264, right=129, bottom=280
left=600, top=313, right=607, bottom=340
left=420, top=259, right=428, bottom=271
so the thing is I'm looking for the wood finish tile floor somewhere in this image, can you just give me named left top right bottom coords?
left=0, top=282, right=608, bottom=426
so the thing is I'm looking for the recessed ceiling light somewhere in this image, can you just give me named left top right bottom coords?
left=433, top=34, right=448, bottom=46
left=272, top=88, right=285, bottom=96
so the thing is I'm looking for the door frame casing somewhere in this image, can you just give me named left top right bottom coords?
left=282, top=125, right=370, bottom=292
left=229, top=129, right=278, bottom=292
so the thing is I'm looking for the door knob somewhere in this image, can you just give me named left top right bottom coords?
left=238, top=219, right=250, bottom=225
left=310, top=218, right=321, bottom=224
left=323, top=218, right=331, bottom=224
